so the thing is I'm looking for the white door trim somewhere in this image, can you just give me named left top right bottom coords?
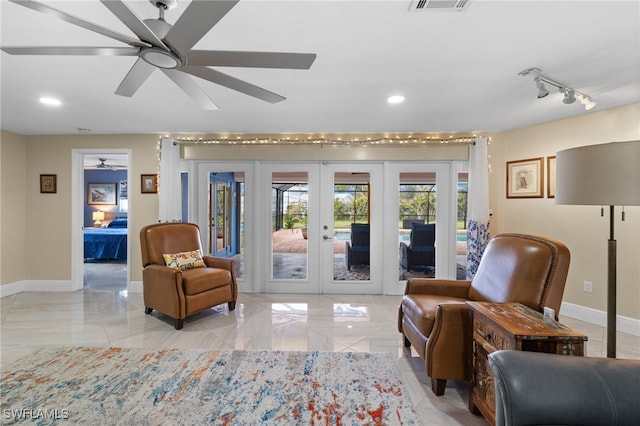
left=71, top=149, right=132, bottom=292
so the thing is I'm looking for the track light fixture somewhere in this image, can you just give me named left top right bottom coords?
left=519, top=68, right=597, bottom=111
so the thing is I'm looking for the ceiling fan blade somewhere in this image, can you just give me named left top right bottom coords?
left=182, top=66, right=286, bottom=104
left=1, top=46, right=139, bottom=56
left=164, top=0, right=239, bottom=55
left=161, top=69, right=218, bottom=110
left=115, top=58, right=156, bottom=97
left=99, top=0, right=167, bottom=49
left=8, top=0, right=148, bottom=48
left=187, top=51, right=317, bottom=69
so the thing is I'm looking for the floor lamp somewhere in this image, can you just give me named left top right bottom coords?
left=556, top=140, right=640, bottom=358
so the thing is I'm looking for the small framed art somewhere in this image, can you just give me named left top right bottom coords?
left=141, top=174, right=158, bottom=194
left=506, top=157, right=544, bottom=198
left=547, top=156, right=556, bottom=198
left=88, top=182, right=117, bottom=205
left=40, top=174, right=57, bottom=193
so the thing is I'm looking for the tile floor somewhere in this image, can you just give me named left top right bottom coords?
left=1, top=268, right=639, bottom=425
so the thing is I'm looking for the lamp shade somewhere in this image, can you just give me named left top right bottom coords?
left=92, top=211, right=105, bottom=221
left=555, top=141, right=640, bottom=206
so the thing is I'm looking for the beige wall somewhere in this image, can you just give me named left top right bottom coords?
left=489, top=103, right=640, bottom=319
left=0, top=131, right=28, bottom=285
left=1, top=103, right=639, bottom=321
left=1, top=133, right=160, bottom=284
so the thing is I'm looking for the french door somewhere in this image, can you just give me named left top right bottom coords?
left=196, top=160, right=459, bottom=296
left=262, top=162, right=382, bottom=294
left=319, top=163, right=383, bottom=294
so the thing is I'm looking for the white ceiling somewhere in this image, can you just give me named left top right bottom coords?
left=1, top=0, right=639, bottom=136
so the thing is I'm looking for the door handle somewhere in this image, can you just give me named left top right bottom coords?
left=323, top=235, right=333, bottom=240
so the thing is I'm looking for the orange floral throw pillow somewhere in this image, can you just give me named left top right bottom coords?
left=162, top=249, right=206, bottom=270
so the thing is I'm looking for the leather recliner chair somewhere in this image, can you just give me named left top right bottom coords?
left=398, top=233, right=570, bottom=395
left=140, top=222, right=238, bottom=330
left=489, top=350, right=640, bottom=426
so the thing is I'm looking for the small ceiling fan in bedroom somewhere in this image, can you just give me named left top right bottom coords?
left=95, top=158, right=115, bottom=170
left=1, top=0, right=317, bottom=110
left=85, top=157, right=126, bottom=170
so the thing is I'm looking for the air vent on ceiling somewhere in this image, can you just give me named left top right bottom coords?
left=411, top=0, right=472, bottom=12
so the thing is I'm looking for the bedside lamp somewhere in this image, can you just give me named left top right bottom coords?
left=92, top=211, right=105, bottom=227
left=555, top=140, right=640, bottom=358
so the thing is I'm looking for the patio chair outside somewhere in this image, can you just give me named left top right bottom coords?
left=345, top=223, right=370, bottom=271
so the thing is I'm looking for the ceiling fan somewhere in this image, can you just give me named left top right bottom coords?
left=92, top=158, right=120, bottom=170
left=95, top=158, right=113, bottom=169
left=1, top=0, right=317, bottom=110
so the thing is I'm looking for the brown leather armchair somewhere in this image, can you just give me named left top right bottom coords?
left=140, top=222, right=238, bottom=330
left=398, top=233, right=570, bottom=396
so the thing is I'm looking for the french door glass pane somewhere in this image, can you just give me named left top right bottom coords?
left=209, top=172, right=244, bottom=280
left=271, top=172, right=308, bottom=280
left=398, top=172, right=437, bottom=280
left=334, top=172, right=370, bottom=281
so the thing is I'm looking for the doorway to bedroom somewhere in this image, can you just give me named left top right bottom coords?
left=81, top=153, right=129, bottom=290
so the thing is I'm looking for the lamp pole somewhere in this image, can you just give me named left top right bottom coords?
left=607, top=205, right=616, bottom=358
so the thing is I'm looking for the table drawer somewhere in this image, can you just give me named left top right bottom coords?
left=474, top=317, right=514, bottom=352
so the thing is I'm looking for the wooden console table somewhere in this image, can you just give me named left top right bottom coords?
left=466, top=302, right=587, bottom=425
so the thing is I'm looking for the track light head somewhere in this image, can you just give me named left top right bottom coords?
left=578, top=94, right=597, bottom=110
left=535, top=77, right=549, bottom=98
left=562, top=88, right=576, bottom=104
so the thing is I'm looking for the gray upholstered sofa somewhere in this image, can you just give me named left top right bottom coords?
left=488, top=350, right=640, bottom=426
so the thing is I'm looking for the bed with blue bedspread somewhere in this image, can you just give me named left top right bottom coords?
left=84, top=218, right=127, bottom=260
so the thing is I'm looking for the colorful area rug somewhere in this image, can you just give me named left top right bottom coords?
left=1, top=347, right=420, bottom=425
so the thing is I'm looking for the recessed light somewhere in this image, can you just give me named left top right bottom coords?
left=387, top=95, right=405, bottom=104
left=39, top=97, right=62, bottom=106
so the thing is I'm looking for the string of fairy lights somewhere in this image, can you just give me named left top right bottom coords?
left=154, top=135, right=490, bottom=192
left=168, top=135, right=478, bottom=146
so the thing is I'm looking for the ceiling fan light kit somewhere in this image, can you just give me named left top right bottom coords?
left=1, top=0, right=316, bottom=109
left=519, top=67, right=596, bottom=111
left=139, top=47, right=182, bottom=69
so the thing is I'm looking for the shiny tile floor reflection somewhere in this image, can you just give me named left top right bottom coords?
left=1, top=288, right=639, bottom=425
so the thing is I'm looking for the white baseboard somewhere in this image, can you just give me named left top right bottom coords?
left=2, top=280, right=220, bottom=296
left=0, top=280, right=75, bottom=297
left=0, top=281, right=26, bottom=297
left=561, top=301, right=640, bottom=337
left=128, top=281, right=143, bottom=293
left=1, top=280, right=135, bottom=296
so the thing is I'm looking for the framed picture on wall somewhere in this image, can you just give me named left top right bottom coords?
left=119, top=180, right=128, bottom=199
left=141, top=174, right=158, bottom=194
left=547, top=156, right=556, bottom=198
left=40, top=174, right=57, bottom=193
left=506, top=157, right=544, bottom=198
left=88, top=182, right=117, bottom=205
